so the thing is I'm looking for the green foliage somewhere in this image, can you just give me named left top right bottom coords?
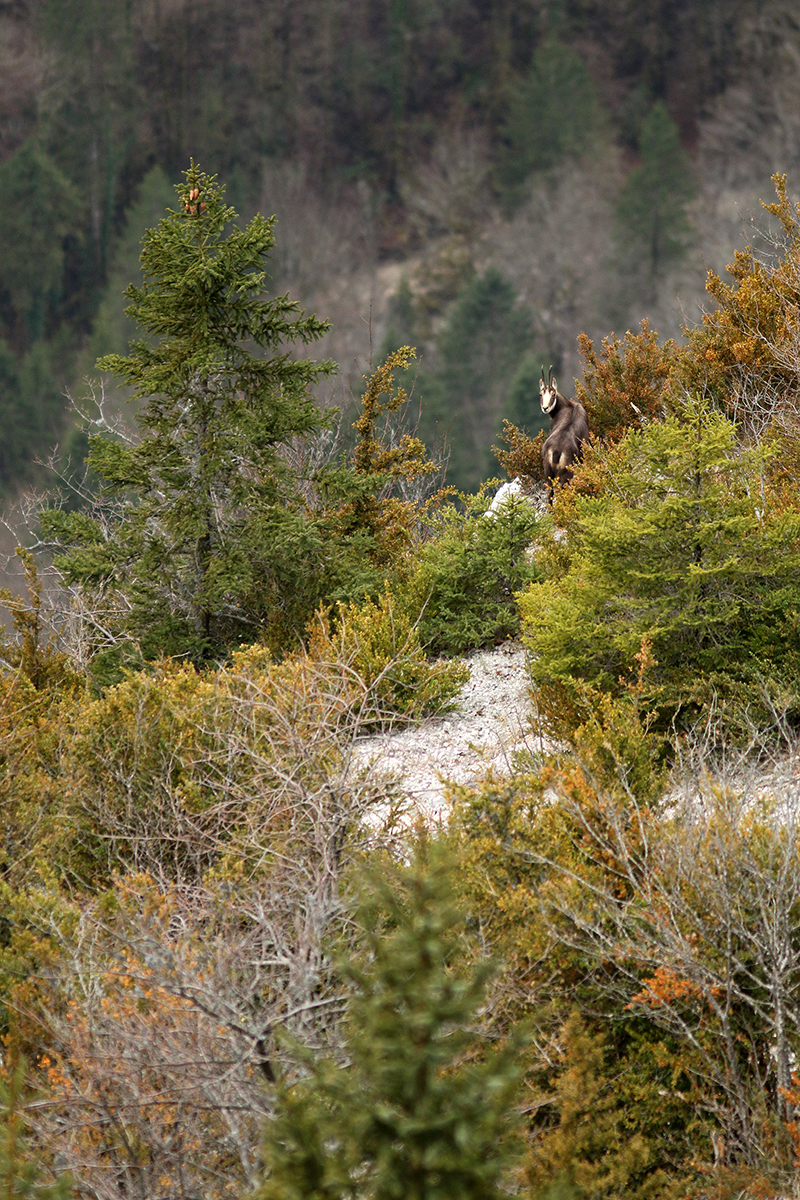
left=448, top=774, right=696, bottom=1196
left=316, top=346, right=437, bottom=601
left=0, top=1058, right=71, bottom=1200
left=255, top=845, right=525, bottom=1200
left=0, top=141, right=82, bottom=345
left=519, top=396, right=800, bottom=740
left=423, top=269, right=533, bottom=491
left=615, top=103, right=694, bottom=300
left=310, top=585, right=469, bottom=722
left=524, top=1013, right=674, bottom=1200
left=0, top=341, right=28, bottom=494
left=0, top=3, right=754, bottom=499
left=496, top=41, right=602, bottom=200
left=41, top=164, right=336, bottom=662
left=0, top=330, right=74, bottom=498
left=404, top=487, right=541, bottom=657
left=0, top=552, right=83, bottom=892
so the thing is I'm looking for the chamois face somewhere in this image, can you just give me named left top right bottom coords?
left=539, top=372, right=559, bottom=415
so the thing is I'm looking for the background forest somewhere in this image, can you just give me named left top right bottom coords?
left=2, top=0, right=800, bottom=499
left=7, top=4, right=800, bottom=1200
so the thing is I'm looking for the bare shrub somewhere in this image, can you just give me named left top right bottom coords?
left=401, top=123, right=492, bottom=240
left=483, top=154, right=622, bottom=381
left=527, top=760, right=800, bottom=1167
left=59, top=635, right=422, bottom=889
left=17, top=640, right=424, bottom=1197
left=26, top=870, right=354, bottom=1200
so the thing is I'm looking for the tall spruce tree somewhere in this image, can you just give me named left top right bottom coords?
left=256, top=847, right=524, bottom=1200
left=43, top=164, right=335, bottom=662
left=615, top=102, right=694, bottom=301
left=497, top=40, right=601, bottom=198
left=424, top=268, right=532, bottom=491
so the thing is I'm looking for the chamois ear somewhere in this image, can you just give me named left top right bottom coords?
left=539, top=373, right=547, bottom=395
left=550, top=374, right=557, bottom=393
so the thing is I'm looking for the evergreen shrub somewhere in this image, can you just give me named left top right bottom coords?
left=405, top=486, right=542, bottom=657
left=519, top=397, right=800, bottom=743
left=255, top=846, right=525, bottom=1200
left=309, top=585, right=469, bottom=723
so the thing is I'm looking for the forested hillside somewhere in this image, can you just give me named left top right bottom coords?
left=6, top=6, right=800, bottom=1200
left=2, top=0, right=800, bottom=496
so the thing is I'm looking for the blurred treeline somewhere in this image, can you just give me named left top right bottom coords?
left=0, top=0, right=798, bottom=494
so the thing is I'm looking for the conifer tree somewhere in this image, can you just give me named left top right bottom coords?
left=519, top=396, right=800, bottom=735
left=497, top=41, right=601, bottom=197
left=424, top=268, right=532, bottom=490
left=42, top=163, right=335, bottom=661
left=0, top=141, right=81, bottom=344
left=256, top=847, right=524, bottom=1200
left=615, top=102, right=694, bottom=300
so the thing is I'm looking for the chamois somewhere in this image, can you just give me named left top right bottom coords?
left=539, top=366, right=589, bottom=502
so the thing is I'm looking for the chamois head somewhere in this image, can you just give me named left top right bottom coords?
left=539, top=366, right=559, bottom=415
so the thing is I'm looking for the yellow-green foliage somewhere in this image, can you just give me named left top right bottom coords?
left=523, top=1013, right=673, bottom=1200
left=402, top=484, right=541, bottom=656
left=61, top=659, right=221, bottom=885
left=46, top=595, right=465, bottom=886
left=519, top=397, right=800, bottom=742
left=255, top=844, right=525, bottom=1200
left=0, top=878, right=78, bottom=1056
left=0, top=552, right=84, bottom=890
left=493, top=420, right=546, bottom=485
left=0, top=565, right=466, bottom=891
left=676, top=173, right=800, bottom=488
left=447, top=773, right=696, bottom=1196
left=352, top=347, right=434, bottom=484
left=683, top=175, right=800, bottom=407
left=0, top=1055, right=72, bottom=1200
left=310, top=584, right=469, bottom=722
left=317, top=346, right=440, bottom=593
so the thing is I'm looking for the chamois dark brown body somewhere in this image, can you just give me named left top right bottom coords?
left=539, top=369, right=589, bottom=502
